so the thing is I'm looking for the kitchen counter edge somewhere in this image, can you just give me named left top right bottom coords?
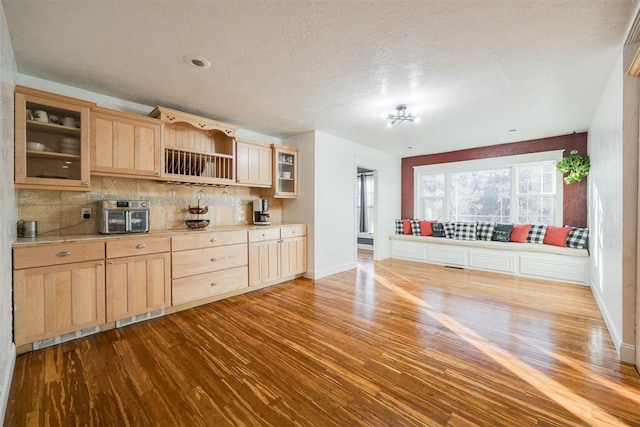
left=12, top=224, right=306, bottom=247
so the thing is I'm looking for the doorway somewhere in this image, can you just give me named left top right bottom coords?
left=356, top=167, right=375, bottom=252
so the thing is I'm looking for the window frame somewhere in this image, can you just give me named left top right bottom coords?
left=413, top=150, right=564, bottom=225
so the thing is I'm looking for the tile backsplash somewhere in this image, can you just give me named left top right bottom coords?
left=17, top=176, right=282, bottom=236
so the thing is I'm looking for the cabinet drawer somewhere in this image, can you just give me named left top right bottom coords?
left=172, top=266, right=248, bottom=306
left=248, top=228, right=280, bottom=242
left=14, top=241, right=105, bottom=269
left=172, top=243, right=248, bottom=278
left=280, top=225, right=306, bottom=238
left=106, top=237, right=170, bottom=258
left=172, top=230, right=247, bottom=251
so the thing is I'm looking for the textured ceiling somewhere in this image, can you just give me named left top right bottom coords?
left=2, top=0, right=638, bottom=157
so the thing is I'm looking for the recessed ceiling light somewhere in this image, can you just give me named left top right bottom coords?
left=508, top=129, right=517, bottom=132
left=184, top=56, right=211, bottom=70
left=407, top=146, right=414, bottom=149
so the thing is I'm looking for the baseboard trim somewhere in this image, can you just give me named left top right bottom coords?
left=0, top=343, right=16, bottom=425
left=591, top=286, right=636, bottom=363
left=620, top=342, right=636, bottom=364
left=307, top=261, right=357, bottom=280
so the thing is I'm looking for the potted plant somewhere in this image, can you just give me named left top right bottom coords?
left=556, top=150, right=590, bottom=184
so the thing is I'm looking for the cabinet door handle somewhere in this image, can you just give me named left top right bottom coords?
left=82, top=181, right=89, bottom=187
left=210, top=282, right=217, bottom=287
left=136, top=243, right=146, bottom=249
left=262, top=233, right=266, bottom=237
left=107, top=260, right=114, bottom=265
left=210, top=237, right=217, bottom=243
left=210, top=257, right=218, bottom=262
left=56, top=251, right=70, bottom=257
left=98, top=261, right=104, bottom=266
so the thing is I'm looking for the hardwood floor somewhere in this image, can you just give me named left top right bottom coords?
left=5, top=251, right=640, bottom=426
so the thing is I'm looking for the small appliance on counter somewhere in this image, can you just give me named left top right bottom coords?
left=253, top=199, right=270, bottom=225
left=98, top=200, right=150, bottom=234
left=17, top=220, right=37, bottom=238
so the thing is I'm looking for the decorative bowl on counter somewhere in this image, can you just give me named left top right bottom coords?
left=188, top=205, right=208, bottom=215
left=185, top=219, right=210, bottom=229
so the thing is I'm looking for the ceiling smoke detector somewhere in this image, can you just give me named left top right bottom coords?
left=184, top=56, right=212, bottom=70
left=384, top=104, right=421, bottom=128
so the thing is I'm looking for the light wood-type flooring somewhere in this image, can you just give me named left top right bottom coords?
left=5, top=251, right=640, bottom=426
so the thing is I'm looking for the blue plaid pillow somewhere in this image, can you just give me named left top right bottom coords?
left=454, top=222, right=477, bottom=240
left=567, top=227, right=588, bottom=249
left=527, top=224, right=547, bottom=244
left=443, top=222, right=456, bottom=239
left=395, top=219, right=403, bottom=234
left=476, top=222, right=495, bottom=241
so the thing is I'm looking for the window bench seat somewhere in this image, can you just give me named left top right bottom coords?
left=389, top=234, right=590, bottom=285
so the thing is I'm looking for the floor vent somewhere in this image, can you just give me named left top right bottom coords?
left=32, top=326, right=101, bottom=350
left=115, top=309, right=165, bottom=328
left=444, top=265, right=465, bottom=269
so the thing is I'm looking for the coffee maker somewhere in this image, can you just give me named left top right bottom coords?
left=253, top=199, right=270, bottom=225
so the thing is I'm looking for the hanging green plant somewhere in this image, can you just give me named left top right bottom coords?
left=556, top=150, right=590, bottom=184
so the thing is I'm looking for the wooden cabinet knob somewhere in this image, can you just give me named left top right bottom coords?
left=56, top=251, right=70, bottom=257
left=136, top=243, right=146, bottom=249
left=210, top=237, right=217, bottom=243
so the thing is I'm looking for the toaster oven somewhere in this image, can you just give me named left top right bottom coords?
left=98, top=200, right=150, bottom=234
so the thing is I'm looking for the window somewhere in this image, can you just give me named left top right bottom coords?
left=357, top=172, right=375, bottom=233
left=414, top=151, right=563, bottom=225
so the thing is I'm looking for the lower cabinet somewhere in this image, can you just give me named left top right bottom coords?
left=280, top=236, right=307, bottom=277
left=105, top=237, right=172, bottom=322
left=171, top=230, right=249, bottom=306
left=13, top=242, right=106, bottom=346
left=248, top=225, right=307, bottom=286
left=106, top=252, right=171, bottom=322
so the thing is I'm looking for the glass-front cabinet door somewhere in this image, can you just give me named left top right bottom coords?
left=271, top=144, right=298, bottom=198
left=14, top=86, right=94, bottom=190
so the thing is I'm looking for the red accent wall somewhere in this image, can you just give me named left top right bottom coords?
left=401, top=133, right=588, bottom=227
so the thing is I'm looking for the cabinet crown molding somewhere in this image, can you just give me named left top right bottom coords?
left=150, top=106, right=237, bottom=136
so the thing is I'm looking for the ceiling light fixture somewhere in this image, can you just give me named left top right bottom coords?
left=184, top=55, right=212, bottom=70
left=384, top=104, right=421, bottom=128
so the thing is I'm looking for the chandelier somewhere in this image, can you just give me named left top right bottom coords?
left=385, top=104, right=421, bottom=127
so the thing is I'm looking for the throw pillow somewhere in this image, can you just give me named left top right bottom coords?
left=402, top=219, right=412, bottom=235
left=432, top=223, right=446, bottom=238
left=544, top=225, right=572, bottom=247
left=510, top=224, right=532, bottom=243
left=395, top=219, right=403, bottom=234
left=419, top=220, right=438, bottom=236
left=476, top=221, right=495, bottom=241
left=527, top=224, right=547, bottom=244
left=410, top=219, right=421, bottom=236
left=567, top=227, right=589, bottom=249
left=492, top=224, right=513, bottom=242
left=443, top=222, right=456, bottom=239
left=454, top=222, right=477, bottom=241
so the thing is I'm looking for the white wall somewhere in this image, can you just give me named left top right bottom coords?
left=285, top=130, right=400, bottom=279
left=588, top=48, right=637, bottom=363
left=0, top=2, right=17, bottom=422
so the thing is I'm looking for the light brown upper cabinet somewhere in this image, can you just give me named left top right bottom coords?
left=90, top=107, right=162, bottom=178
left=264, top=144, right=298, bottom=198
left=235, top=138, right=272, bottom=188
left=150, top=106, right=237, bottom=185
left=14, top=86, right=95, bottom=191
